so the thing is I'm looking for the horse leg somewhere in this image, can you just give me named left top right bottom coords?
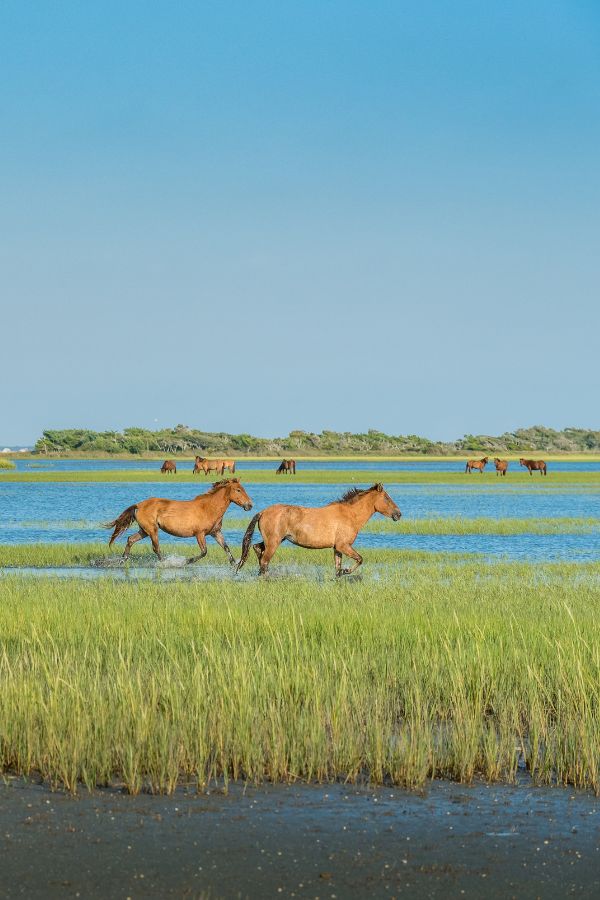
left=334, top=549, right=342, bottom=576
left=336, top=543, right=363, bottom=576
left=257, top=539, right=280, bottom=576
left=146, top=526, right=162, bottom=561
left=253, top=541, right=265, bottom=561
left=187, top=533, right=208, bottom=564
left=122, top=528, right=147, bottom=560
left=211, top=529, right=236, bottom=567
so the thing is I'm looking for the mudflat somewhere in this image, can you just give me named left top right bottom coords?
left=1, top=779, right=599, bottom=899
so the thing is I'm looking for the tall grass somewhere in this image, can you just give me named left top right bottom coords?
left=0, top=558, right=599, bottom=794
left=0, top=457, right=15, bottom=470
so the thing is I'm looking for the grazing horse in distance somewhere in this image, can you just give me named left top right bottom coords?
left=276, top=459, right=296, bottom=475
left=220, top=459, right=236, bottom=474
left=237, top=483, right=401, bottom=577
left=161, top=460, right=177, bottom=474
left=104, top=478, right=253, bottom=565
left=193, top=456, right=224, bottom=476
left=494, top=458, right=508, bottom=477
left=465, top=456, right=488, bottom=474
left=520, top=458, right=547, bottom=476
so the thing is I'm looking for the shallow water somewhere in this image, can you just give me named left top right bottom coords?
left=1, top=480, right=600, bottom=562
left=11, top=457, right=600, bottom=472
left=0, top=560, right=335, bottom=582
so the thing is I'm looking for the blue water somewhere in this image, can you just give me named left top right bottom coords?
left=10, top=457, right=600, bottom=473
left=1, top=481, right=599, bottom=562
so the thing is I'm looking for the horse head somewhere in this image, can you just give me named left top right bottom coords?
left=226, top=478, right=253, bottom=511
left=373, top=483, right=402, bottom=521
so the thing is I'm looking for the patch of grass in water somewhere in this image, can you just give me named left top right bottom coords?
left=0, top=542, right=469, bottom=569
left=4, top=468, right=600, bottom=486
left=221, top=515, right=600, bottom=536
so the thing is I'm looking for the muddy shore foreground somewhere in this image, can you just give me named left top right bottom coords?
left=1, top=779, right=599, bottom=899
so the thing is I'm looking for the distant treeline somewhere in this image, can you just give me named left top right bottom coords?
left=33, top=425, right=600, bottom=456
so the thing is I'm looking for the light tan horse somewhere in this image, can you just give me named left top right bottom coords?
left=237, top=483, right=401, bottom=577
left=104, top=479, right=253, bottom=565
left=493, top=458, right=508, bottom=477
left=519, top=458, right=547, bottom=476
left=193, top=457, right=224, bottom=476
left=161, top=460, right=177, bottom=474
left=465, top=456, right=488, bottom=474
left=220, top=459, right=236, bottom=474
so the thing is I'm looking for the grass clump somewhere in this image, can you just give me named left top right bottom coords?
left=0, top=559, right=600, bottom=794
left=0, top=457, right=15, bottom=470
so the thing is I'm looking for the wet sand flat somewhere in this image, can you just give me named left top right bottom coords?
left=1, top=780, right=599, bottom=899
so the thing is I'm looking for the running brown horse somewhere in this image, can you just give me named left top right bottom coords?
left=237, top=483, right=401, bottom=577
left=465, top=456, right=488, bottom=474
left=161, top=460, right=177, bottom=474
left=193, top=457, right=224, bottom=476
left=494, top=458, right=508, bottom=477
left=519, top=458, right=547, bottom=476
left=104, top=478, right=253, bottom=565
left=276, top=459, right=296, bottom=474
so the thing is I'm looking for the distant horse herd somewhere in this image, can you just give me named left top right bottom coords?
left=465, top=456, right=548, bottom=476
left=160, top=457, right=297, bottom=476
left=105, top=452, right=549, bottom=575
left=162, top=455, right=548, bottom=478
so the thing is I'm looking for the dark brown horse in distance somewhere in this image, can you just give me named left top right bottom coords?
left=276, top=459, right=296, bottom=474
left=494, top=458, right=508, bottom=477
left=194, top=457, right=224, bottom=476
left=520, top=458, right=547, bottom=476
left=237, top=483, right=401, bottom=577
left=465, top=456, right=488, bottom=474
left=161, top=460, right=177, bottom=474
left=105, top=479, right=253, bottom=565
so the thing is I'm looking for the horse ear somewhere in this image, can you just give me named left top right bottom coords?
left=375, top=483, right=383, bottom=492
left=232, top=477, right=239, bottom=483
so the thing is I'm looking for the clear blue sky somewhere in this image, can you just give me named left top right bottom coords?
left=2, top=1, right=599, bottom=444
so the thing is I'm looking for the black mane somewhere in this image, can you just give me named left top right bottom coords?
left=338, top=484, right=378, bottom=503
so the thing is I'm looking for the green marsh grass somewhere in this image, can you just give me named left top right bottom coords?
left=9, top=516, right=599, bottom=538
left=0, top=542, right=464, bottom=568
left=0, top=457, right=15, bottom=470
left=222, top=516, right=599, bottom=536
left=4, top=468, right=600, bottom=486
left=1, top=558, right=600, bottom=794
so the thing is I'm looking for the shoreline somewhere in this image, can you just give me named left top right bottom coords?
left=1, top=778, right=598, bottom=898
left=6, top=452, right=600, bottom=463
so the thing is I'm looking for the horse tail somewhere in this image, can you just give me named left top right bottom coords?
left=231, top=461, right=236, bottom=474
left=103, top=504, right=137, bottom=547
left=236, top=513, right=261, bottom=573
left=465, top=462, right=469, bottom=473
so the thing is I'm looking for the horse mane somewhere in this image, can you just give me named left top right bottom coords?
left=338, top=484, right=379, bottom=503
left=208, top=478, right=238, bottom=492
